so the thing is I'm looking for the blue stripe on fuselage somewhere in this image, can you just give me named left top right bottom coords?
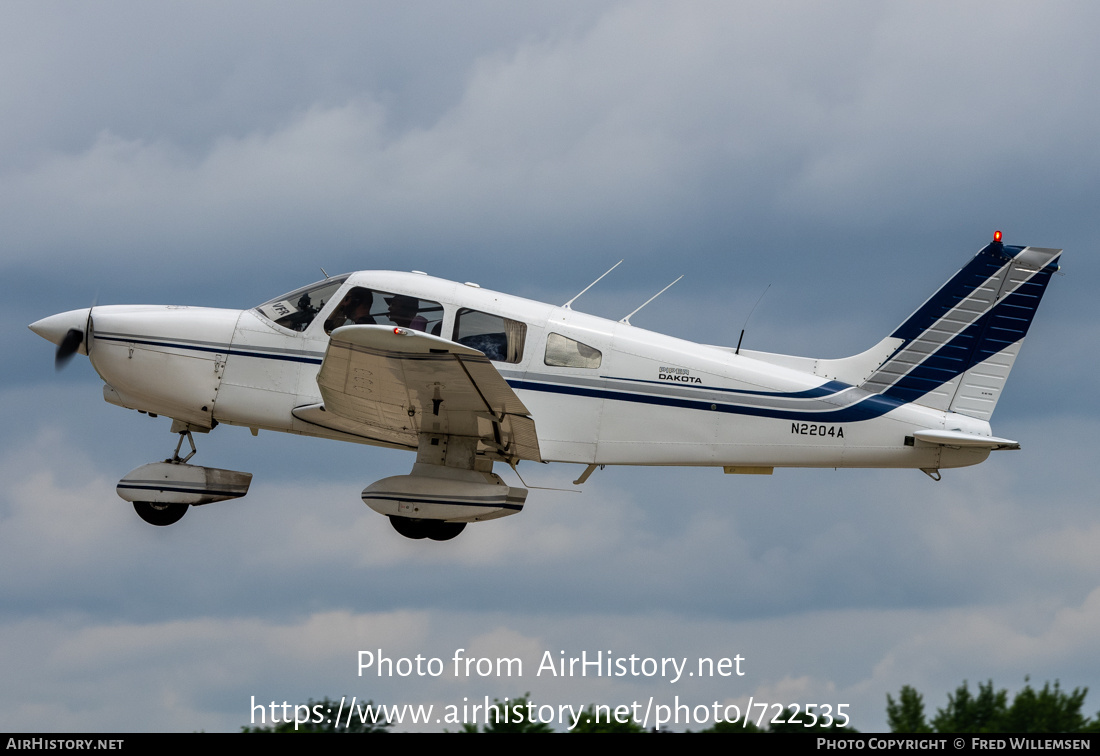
left=506, top=378, right=906, bottom=423
left=94, top=334, right=324, bottom=365
left=100, top=332, right=909, bottom=423
left=605, top=376, right=851, bottom=399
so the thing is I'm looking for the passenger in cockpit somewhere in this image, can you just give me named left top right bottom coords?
left=386, top=294, right=427, bottom=332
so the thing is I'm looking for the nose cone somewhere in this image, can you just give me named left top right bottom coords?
left=29, top=308, right=91, bottom=347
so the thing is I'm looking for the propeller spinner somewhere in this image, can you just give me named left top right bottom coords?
left=29, top=307, right=94, bottom=370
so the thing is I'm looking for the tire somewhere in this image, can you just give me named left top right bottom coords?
left=389, top=515, right=430, bottom=539
left=426, top=521, right=466, bottom=541
left=133, top=501, right=189, bottom=526
left=389, top=516, right=466, bottom=541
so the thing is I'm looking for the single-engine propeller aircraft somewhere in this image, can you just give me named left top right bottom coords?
left=30, top=232, right=1061, bottom=540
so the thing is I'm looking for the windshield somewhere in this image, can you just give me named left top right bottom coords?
left=255, top=276, right=349, bottom=332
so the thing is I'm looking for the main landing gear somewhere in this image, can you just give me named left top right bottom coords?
left=364, top=438, right=528, bottom=542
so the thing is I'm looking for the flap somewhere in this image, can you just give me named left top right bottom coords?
left=314, top=325, right=541, bottom=462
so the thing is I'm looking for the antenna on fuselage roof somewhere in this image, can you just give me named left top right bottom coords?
left=735, top=283, right=771, bottom=355
left=563, top=260, right=622, bottom=310
left=620, top=275, right=683, bottom=326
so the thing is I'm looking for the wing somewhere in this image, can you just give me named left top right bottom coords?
left=302, top=324, right=541, bottom=463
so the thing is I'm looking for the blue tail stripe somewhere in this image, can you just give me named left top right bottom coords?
left=883, top=264, right=1056, bottom=403
left=889, top=242, right=1019, bottom=342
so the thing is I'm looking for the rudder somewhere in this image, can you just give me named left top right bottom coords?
left=860, top=236, right=1061, bottom=421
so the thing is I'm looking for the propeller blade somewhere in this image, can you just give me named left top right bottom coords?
left=55, top=328, right=84, bottom=369
left=85, top=306, right=95, bottom=358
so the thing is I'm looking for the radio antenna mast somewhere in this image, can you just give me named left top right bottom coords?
left=563, top=260, right=622, bottom=310
left=620, top=276, right=683, bottom=325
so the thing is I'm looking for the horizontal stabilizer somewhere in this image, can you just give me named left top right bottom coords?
left=912, top=429, right=1019, bottom=450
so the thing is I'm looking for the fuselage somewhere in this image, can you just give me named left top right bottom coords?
left=54, top=270, right=992, bottom=471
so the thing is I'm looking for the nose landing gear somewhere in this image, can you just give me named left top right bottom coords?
left=116, top=428, right=253, bottom=526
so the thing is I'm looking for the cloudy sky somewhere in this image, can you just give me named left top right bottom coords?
left=4, top=1, right=1099, bottom=733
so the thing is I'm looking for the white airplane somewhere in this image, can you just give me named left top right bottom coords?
left=29, top=232, right=1061, bottom=540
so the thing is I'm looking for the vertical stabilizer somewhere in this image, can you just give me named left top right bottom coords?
left=859, top=236, right=1061, bottom=420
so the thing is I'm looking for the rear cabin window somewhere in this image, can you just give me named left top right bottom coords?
left=324, top=287, right=444, bottom=336
left=452, top=308, right=526, bottom=363
left=544, top=332, right=602, bottom=369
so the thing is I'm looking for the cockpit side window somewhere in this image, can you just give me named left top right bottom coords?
left=544, top=332, right=602, bottom=369
left=255, top=276, right=349, bottom=332
left=452, top=308, right=526, bottom=363
left=324, top=287, right=444, bottom=336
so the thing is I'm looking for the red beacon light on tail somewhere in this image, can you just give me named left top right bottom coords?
left=993, top=230, right=1002, bottom=243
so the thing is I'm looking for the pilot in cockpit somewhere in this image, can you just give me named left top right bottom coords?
left=325, top=288, right=376, bottom=333
left=348, top=292, right=376, bottom=325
